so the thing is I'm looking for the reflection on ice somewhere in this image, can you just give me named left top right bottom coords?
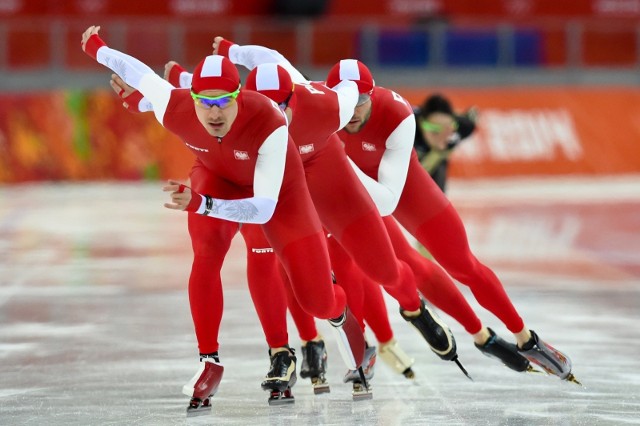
left=0, top=180, right=639, bottom=425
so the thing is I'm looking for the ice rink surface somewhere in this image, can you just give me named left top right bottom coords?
left=1, top=176, right=639, bottom=426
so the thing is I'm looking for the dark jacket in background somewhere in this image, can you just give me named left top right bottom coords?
left=413, top=107, right=476, bottom=192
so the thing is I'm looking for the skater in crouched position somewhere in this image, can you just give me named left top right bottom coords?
left=326, top=59, right=579, bottom=384
left=81, top=25, right=369, bottom=416
left=160, top=38, right=459, bottom=397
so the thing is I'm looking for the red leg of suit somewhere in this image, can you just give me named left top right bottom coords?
left=254, top=137, right=424, bottom=346
left=259, top=148, right=347, bottom=320
left=304, top=137, right=420, bottom=311
left=328, top=234, right=400, bottom=344
left=326, top=234, right=365, bottom=332
left=382, top=216, right=483, bottom=334
left=187, top=160, right=246, bottom=354
left=242, top=222, right=320, bottom=343
left=392, top=154, right=524, bottom=333
left=187, top=212, right=237, bottom=354
left=283, top=271, right=320, bottom=342
left=187, top=150, right=346, bottom=354
left=361, top=277, right=394, bottom=344
left=240, top=224, right=290, bottom=348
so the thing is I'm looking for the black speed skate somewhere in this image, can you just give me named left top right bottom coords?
left=400, top=299, right=455, bottom=360
left=183, top=353, right=224, bottom=417
left=475, top=327, right=533, bottom=373
left=518, top=330, right=582, bottom=385
left=262, top=348, right=297, bottom=405
left=300, top=340, right=330, bottom=394
left=400, top=299, right=472, bottom=380
left=343, top=345, right=376, bottom=400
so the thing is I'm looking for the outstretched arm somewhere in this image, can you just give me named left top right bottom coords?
left=168, top=36, right=311, bottom=90
left=81, top=25, right=174, bottom=123
left=214, top=36, right=308, bottom=84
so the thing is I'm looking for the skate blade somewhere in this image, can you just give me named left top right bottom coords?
left=403, top=368, right=416, bottom=380
left=352, top=384, right=373, bottom=401
left=453, top=357, right=474, bottom=381
left=529, top=360, right=569, bottom=379
left=267, top=388, right=295, bottom=406
left=564, top=373, right=584, bottom=387
left=187, top=405, right=211, bottom=417
left=186, top=406, right=212, bottom=417
left=526, top=365, right=584, bottom=387
left=352, top=391, right=373, bottom=401
left=312, top=383, right=331, bottom=395
left=525, top=365, right=546, bottom=374
left=268, top=396, right=295, bottom=406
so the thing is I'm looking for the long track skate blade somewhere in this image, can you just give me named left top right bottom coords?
left=186, top=406, right=212, bottom=417
left=311, top=377, right=330, bottom=394
left=187, top=397, right=211, bottom=417
left=525, top=365, right=546, bottom=374
left=356, top=366, right=370, bottom=391
left=352, top=382, right=373, bottom=401
left=565, top=373, right=584, bottom=387
left=352, top=391, right=373, bottom=400
left=403, top=368, right=416, bottom=380
left=267, top=388, right=295, bottom=406
left=453, top=356, right=473, bottom=381
left=268, top=396, right=295, bottom=406
left=312, top=383, right=331, bottom=395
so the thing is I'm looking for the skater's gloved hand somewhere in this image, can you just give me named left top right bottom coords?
left=163, top=180, right=202, bottom=212
left=81, top=25, right=106, bottom=59
left=212, top=36, right=235, bottom=57
left=164, top=61, right=189, bottom=88
left=110, top=74, right=147, bottom=113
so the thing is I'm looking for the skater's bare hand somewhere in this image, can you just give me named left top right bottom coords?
left=163, top=179, right=192, bottom=211
left=81, top=25, right=100, bottom=52
left=164, top=61, right=178, bottom=81
left=212, top=36, right=225, bottom=55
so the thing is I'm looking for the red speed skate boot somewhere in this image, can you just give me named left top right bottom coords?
left=182, top=353, right=224, bottom=417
